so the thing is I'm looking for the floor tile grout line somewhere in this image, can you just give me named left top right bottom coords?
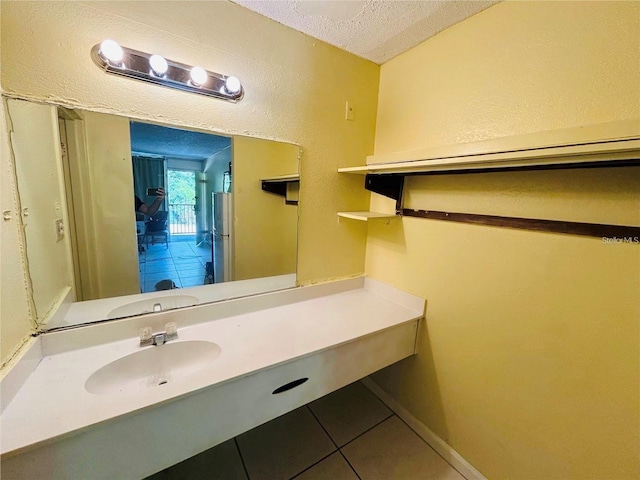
left=337, top=449, right=362, bottom=480
left=391, top=412, right=469, bottom=480
left=274, top=405, right=341, bottom=479
left=304, top=405, right=366, bottom=480
left=337, top=411, right=395, bottom=450
left=288, top=449, right=339, bottom=480
left=306, top=405, right=340, bottom=450
left=148, top=391, right=440, bottom=480
left=234, top=437, right=252, bottom=480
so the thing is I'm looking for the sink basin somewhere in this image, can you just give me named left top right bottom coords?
left=85, top=341, right=221, bottom=394
left=107, top=295, right=199, bottom=319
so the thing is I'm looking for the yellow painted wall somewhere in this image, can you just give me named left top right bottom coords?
left=78, top=111, right=140, bottom=299
left=0, top=101, right=34, bottom=366
left=233, top=136, right=298, bottom=281
left=367, top=2, right=640, bottom=479
left=374, top=1, right=639, bottom=154
left=0, top=0, right=378, bottom=280
left=4, top=99, right=74, bottom=326
left=0, top=0, right=378, bottom=363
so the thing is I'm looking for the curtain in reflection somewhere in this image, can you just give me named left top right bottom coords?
left=132, top=155, right=166, bottom=201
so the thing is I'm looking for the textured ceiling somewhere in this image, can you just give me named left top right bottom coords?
left=232, top=0, right=498, bottom=64
left=130, top=122, right=231, bottom=160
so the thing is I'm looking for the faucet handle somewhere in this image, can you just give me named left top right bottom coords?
left=165, top=322, right=178, bottom=337
left=139, top=326, right=153, bottom=343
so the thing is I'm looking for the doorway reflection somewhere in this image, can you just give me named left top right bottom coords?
left=167, top=168, right=197, bottom=236
left=130, top=121, right=230, bottom=294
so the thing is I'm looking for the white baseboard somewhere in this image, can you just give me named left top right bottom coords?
left=362, top=377, right=487, bottom=480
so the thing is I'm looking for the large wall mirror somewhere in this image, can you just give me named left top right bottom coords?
left=6, top=97, right=299, bottom=330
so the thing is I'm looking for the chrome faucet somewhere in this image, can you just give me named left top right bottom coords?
left=139, top=322, right=178, bottom=347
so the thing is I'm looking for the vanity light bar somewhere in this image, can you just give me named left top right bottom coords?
left=91, top=40, right=244, bottom=102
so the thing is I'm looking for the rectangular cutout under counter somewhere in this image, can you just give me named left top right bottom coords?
left=1, top=277, right=424, bottom=480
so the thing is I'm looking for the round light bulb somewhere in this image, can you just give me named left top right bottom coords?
left=149, top=54, right=168, bottom=76
left=190, top=66, right=208, bottom=86
left=224, top=76, right=241, bottom=94
left=99, top=39, right=124, bottom=64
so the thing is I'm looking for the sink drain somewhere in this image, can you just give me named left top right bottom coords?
left=150, top=373, right=172, bottom=387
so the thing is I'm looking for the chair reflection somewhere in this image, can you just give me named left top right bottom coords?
left=145, top=211, right=169, bottom=249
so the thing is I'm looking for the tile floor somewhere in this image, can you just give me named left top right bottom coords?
left=139, top=236, right=212, bottom=293
left=145, top=381, right=465, bottom=480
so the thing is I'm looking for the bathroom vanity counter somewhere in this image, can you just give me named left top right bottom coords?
left=52, top=273, right=297, bottom=329
left=1, top=277, right=423, bottom=479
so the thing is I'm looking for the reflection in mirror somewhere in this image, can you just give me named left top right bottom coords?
left=6, top=98, right=299, bottom=330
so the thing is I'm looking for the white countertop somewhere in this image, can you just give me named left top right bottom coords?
left=50, top=274, right=297, bottom=329
left=1, top=277, right=423, bottom=456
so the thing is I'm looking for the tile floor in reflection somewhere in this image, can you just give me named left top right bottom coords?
left=138, top=236, right=211, bottom=293
left=145, top=381, right=464, bottom=480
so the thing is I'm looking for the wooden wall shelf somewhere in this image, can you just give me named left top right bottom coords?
left=341, top=120, right=640, bottom=175
left=337, top=125, right=640, bottom=239
left=261, top=174, right=299, bottom=205
left=337, top=212, right=396, bottom=221
left=339, top=139, right=640, bottom=176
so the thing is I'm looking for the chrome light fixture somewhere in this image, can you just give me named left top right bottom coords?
left=149, top=54, right=169, bottom=77
left=91, top=39, right=244, bottom=102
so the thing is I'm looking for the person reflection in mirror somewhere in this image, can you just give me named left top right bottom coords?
left=135, top=188, right=165, bottom=216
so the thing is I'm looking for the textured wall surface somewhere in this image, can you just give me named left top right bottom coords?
left=0, top=0, right=380, bottom=362
left=367, top=2, right=640, bottom=479
left=7, top=100, right=74, bottom=323
left=0, top=0, right=379, bottom=279
left=0, top=101, right=34, bottom=367
left=374, top=1, right=640, bottom=154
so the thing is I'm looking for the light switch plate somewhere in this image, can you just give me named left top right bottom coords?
left=55, top=218, right=64, bottom=241
left=345, top=101, right=354, bottom=121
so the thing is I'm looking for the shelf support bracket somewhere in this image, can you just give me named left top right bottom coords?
left=365, top=174, right=404, bottom=211
left=261, top=179, right=299, bottom=205
left=261, top=180, right=288, bottom=197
